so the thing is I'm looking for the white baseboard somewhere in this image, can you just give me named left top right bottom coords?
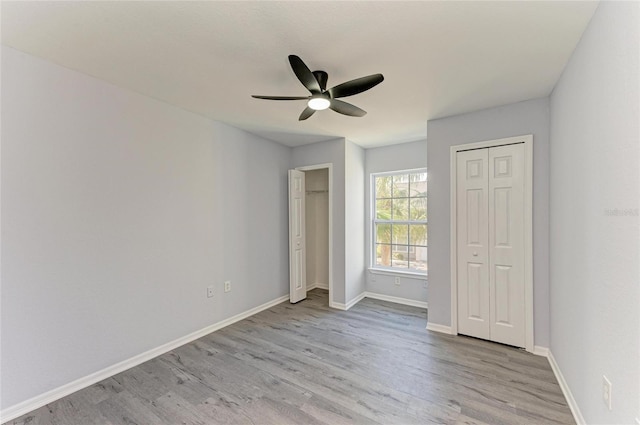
left=364, top=292, right=428, bottom=309
left=346, top=292, right=366, bottom=310
left=0, top=294, right=289, bottom=424
left=330, top=301, right=347, bottom=310
left=307, top=283, right=328, bottom=291
left=330, top=292, right=366, bottom=311
left=533, top=345, right=549, bottom=357
left=425, top=322, right=453, bottom=334
left=332, top=292, right=428, bottom=312
left=547, top=350, right=585, bottom=425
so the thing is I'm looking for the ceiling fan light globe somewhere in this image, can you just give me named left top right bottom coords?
left=308, top=97, right=330, bottom=111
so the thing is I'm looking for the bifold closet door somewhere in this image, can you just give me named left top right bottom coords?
left=457, top=143, right=526, bottom=348
left=488, top=144, right=525, bottom=347
left=456, top=149, right=490, bottom=340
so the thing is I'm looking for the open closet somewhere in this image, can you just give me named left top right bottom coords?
left=303, top=168, right=329, bottom=292
left=288, top=166, right=331, bottom=305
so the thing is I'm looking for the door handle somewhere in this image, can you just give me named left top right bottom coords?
left=473, top=251, right=478, bottom=256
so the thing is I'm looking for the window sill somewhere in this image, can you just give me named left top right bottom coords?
left=368, top=268, right=428, bottom=280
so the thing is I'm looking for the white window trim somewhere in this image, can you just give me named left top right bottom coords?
left=368, top=267, right=428, bottom=280
left=370, top=168, right=428, bottom=276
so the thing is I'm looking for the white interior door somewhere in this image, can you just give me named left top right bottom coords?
left=288, top=169, right=307, bottom=303
left=456, top=149, right=490, bottom=340
left=488, top=143, right=525, bottom=347
left=456, top=143, right=527, bottom=348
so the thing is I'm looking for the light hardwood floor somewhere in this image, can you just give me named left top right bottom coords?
left=7, top=289, right=574, bottom=424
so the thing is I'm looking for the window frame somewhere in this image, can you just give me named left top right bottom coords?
left=370, top=168, right=428, bottom=276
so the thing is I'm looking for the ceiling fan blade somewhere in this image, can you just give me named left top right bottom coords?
left=289, top=55, right=321, bottom=94
left=299, top=107, right=316, bottom=121
left=329, top=99, right=367, bottom=117
left=328, top=74, right=384, bottom=99
left=251, top=95, right=309, bottom=100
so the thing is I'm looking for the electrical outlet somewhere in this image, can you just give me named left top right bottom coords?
left=224, top=281, right=231, bottom=293
left=394, top=277, right=400, bottom=286
left=206, top=286, right=214, bottom=298
left=603, top=375, right=612, bottom=410
left=423, top=281, right=428, bottom=289
left=371, top=274, right=376, bottom=282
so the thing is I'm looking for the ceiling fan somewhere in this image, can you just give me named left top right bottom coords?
left=252, top=55, right=384, bottom=121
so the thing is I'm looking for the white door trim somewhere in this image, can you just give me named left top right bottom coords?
left=450, top=135, right=534, bottom=352
left=296, top=163, right=334, bottom=308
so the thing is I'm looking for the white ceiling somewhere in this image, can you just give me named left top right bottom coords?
left=1, top=1, right=598, bottom=148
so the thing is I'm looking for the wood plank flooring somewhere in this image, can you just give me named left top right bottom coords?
left=7, top=289, right=574, bottom=424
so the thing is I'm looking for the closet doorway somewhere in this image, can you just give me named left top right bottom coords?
left=450, top=135, right=534, bottom=352
left=288, top=163, right=332, bottom=306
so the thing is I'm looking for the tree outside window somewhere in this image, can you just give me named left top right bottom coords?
left=373, top=170, right=427, bottom=273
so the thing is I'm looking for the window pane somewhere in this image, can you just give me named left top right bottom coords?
left=410, top=172, right=428, bottom=197
left=391, top=245, right=409, bottom=268
left=410, top=198, right=427, bottom=221
left=410, top=246, right=428, bottom=271
left=393, top=198, right=408, bottom=220
left=392, top=224, right=408, bottom=244
left=393, top=175, right=409, bottom=198
left=372, top=169, right=427, bottom=274
left=376, top=244, right=392, bottom=267
left=376, top=224, right=391, bottom=244
left=375, top=176, right=392, bottom=198
left=376, top=199, right=392, bottom=220
left=410, top=224, right=427, bottom=246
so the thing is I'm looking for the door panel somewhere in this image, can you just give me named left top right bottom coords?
left=489, top=144, right=525, bottom=347
left=288, top=170, right=307, bottom=303
left=494, top=265, right=512, bottom=324
left=494, top=188, right=511, bottom=246
left=294, top=250, right=304, bottom=290
left=466, top=190, right=483, bottom=244
left=457, top=149, right=490, bottom=340
left=466, top=263, right=483, bottom=319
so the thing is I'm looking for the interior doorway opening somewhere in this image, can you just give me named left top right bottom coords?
left=294, top=163, right=333, bottom=306
left=303, top=168, right=329, bottom=293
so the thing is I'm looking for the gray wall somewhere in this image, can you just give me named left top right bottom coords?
left=345, top=140, right=366, bottom=302
left=1, top=47, right=291, bottom=410
left=549, top=2, right=639, bottom=423
left=291, top=138, right=346, bottom=305
left=426, top=98, right=550, bottom=348
left=364, top=140, right=428, bottom=301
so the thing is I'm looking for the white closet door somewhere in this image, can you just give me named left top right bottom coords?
left=488, top=144, right=525, bottom=347
left=288, top=170, right=307, bottom=303
left=456, top=149, right=490, bottom=340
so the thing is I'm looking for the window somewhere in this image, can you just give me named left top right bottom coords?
left=372, top=170, right=427, bottom=273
